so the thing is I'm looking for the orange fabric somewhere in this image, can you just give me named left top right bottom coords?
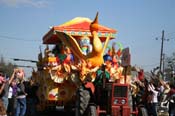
left=85, top=82, right=95, bottom=94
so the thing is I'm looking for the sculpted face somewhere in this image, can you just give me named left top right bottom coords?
left=79, top=36, right=92, bottom=55
left=79, top=36, right=90, bottom=46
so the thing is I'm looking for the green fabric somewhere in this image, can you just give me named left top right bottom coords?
left=93, top=69, right=110, bottom=86
left=57, top=54, right=67, bottom=62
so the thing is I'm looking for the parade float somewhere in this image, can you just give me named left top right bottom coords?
left=33, top=13, right=132, bottom=116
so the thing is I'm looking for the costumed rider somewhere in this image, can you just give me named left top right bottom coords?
left=79, top=36, right=92, bottom=55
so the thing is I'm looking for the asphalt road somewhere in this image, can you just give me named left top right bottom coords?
left=38, top=107, right=75, bottom=116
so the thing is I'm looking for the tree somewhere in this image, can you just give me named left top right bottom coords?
left=164, top=52, right=175, bottom=82
left=0, top=56, right=16, bottom=77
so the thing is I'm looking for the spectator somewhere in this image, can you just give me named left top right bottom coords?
left=25, top=78, right=39, bottom=116
left=167, top=83, right=175, bottom=116
left=1, top=76, right=9, bottom=112
left=7, top=85, right=13, bottom=116
left=147, top=82, right=159, bottom=116
left=1, top=70, right=16, bottom=115
left=13, top=68, right=27, bottom=116
left=159, top=80, right=170, bottom=101
left=0, top=73, right=7, bottom=115
left=7, top=79, right=17, bottom=116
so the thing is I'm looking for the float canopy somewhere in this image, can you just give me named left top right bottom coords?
left=43, top=17, right=117, bottom=44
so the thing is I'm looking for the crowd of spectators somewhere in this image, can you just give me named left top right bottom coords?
left=0, top=69, right=39, bottom=116
left=130, top=71, right=175, bottom=116
left=1, top=66, right=175, bottom=116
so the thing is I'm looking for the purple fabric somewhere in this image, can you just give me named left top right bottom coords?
left=12, top=85, right=17, bottom=96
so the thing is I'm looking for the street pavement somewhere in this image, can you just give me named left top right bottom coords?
left=38, top=107, right=75, bottom=116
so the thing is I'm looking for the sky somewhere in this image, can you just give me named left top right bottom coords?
left=0, top=0, right=175, bottom=77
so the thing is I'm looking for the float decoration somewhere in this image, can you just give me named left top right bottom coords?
left=35, top=13, right=132, bottom=106
left=43, top=14, right=116, bottom=44
left=43, top=13, right=117, bottom=67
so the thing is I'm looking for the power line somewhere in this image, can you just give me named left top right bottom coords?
left=0, top=34, right=40, bottom=42
left=140, top=63, right=159, bottom=67
left=166, top=31, right=175, bottom=36
left=155, top=31, right=175, bottom=41
left=14, top=65, right=36, bottom=68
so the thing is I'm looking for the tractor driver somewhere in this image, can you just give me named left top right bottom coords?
left=93, top=54, right=111, bottom=105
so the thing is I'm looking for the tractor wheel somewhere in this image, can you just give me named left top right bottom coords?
left=138, top=106, right=148, bottom=116
left=76, top=86, right=91, bottom=116
left=85, top=104, right=97, bottom=116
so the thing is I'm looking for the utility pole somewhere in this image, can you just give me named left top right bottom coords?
left=159, top=30, right=164, bottom=74
left=162, top=53, right=165, bottom=80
